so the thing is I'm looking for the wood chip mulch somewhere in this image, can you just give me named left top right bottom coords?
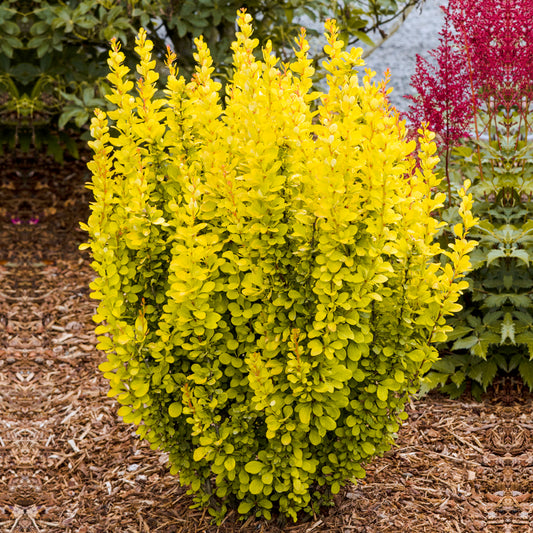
left=0, top=151, right=532, bottom=532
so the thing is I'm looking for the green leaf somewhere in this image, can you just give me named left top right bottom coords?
left=309, top=430, right=321, bottom=446
left=510, top=249, right=529, bottom=265
left=261, top=471, right=273, bottom=485
left=486, top=249, right=505, bottom=266
left=115, top=334, right=130, bottom=345
left=393, top=369, right=405, bottom=383
left=284, top=8, right=294, bottom=23
left=469, top=360, right=498, bottom=389
left=249, top=478, right=264, bottom=495
left=98, top=360, right=116, bottom=372
left=176, top=19, right=188, bottom=38
left=376, top=385, right=388, bottom=402
left=224, top=457, right=235, bottom=471
left=431, top=358, right=457, bottom=374
left=133, top=382, right=149, bottom=397
left=117, top=405, right=131, bottom=417
left=337, top=324, right=354, bottom=340
left=320, top=415, right=336, bottom=431
left=238, top=501, right=254, bottom=515
left=408, top=349, right=426, bottom=362
left=193, top=447, right=206, bottom=461
left=352, top=30, right=375, bottom=47
left=445, top=325, right=473, bottom=341
left=352, top=368, right=366, bottom=381
left=501, top=313, right=515, bottom=343
left=74, top=110, right=90, bottom=128
left=244, top=461, right=264, bottom=474
left=519, top=360, right=533, bottom=389
left=452, top=336, right=479, bottom=351
left=168, top=402, right=182, bottom=418
left=361, top=442, right=375, bottom=455
left=308, top=339, right=323, bottom=356
left=332, top=364, right=352, bottom=382
left=226, top=338, right=239, bottom=350
left=450, top=371, right=466, bottom=386
left=299, top=404, right=312, bottom=425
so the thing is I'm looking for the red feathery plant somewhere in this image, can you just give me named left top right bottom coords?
left=406, top=0, right=533, bottom=186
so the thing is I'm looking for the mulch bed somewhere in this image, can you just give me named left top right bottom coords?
left=0, top=151, right=532, bottom=532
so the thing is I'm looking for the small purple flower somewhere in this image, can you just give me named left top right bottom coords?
left=10, top=216, right=21, bottom=225
left=29, top=216, right=39, bottom=225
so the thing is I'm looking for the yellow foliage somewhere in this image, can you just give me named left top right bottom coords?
left=84, top=9, right=476, bottom=523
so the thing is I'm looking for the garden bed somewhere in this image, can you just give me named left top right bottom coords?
left=0, top=152, right=532, bottom=532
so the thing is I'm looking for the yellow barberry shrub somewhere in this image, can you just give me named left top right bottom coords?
left=82, top=10, right=477, bottom=522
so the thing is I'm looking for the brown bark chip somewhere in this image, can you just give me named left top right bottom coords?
left=1, top=152, right=532, bottom=532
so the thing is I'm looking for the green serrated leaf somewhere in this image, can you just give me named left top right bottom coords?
left=486, top=249, right=506, bottom=266
left=501, top=313, right=515, bottom=343
left=519, top=360, right=533, bottom=389
left=510, top=249, right=529, bottom=265
left=431, top=358, right=457, bottom=374
left=452, top=336, right=479, bottom=351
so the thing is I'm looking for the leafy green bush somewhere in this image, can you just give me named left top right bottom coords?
left=83, top=12, right=476, bottom=522
left=1, top=0, right=422, bottom=159
left=422, top=109, right=533, bottom=398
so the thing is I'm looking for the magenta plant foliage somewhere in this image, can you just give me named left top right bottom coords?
left=406, top=0, right=533, bottom=147
left=453, top=0, right=533, bottom=107
left=405, top=26, right=474, bottom=149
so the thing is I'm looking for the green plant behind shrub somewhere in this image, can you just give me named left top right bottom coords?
left=83, top=12, right=476, bottom=522
left=422, top=109, right=533, bottom=398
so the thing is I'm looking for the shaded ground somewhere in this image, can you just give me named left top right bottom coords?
left=0, top=152, right=532, bottom=532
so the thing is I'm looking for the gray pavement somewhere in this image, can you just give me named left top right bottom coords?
left=363, top=0, right=445, bottom=111
left=302, top=0, right=446, bottom=112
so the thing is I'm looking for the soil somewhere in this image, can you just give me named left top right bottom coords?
left=1, top=151, right=533, bottom=532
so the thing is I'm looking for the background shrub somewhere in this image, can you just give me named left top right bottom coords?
left=83, top=12, right=476, bottom=521
left=424, top=129, right=533, bottom=399
left=1, top=0, right=422, bottom=160
left=407, top=0, right=533, bottom=397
